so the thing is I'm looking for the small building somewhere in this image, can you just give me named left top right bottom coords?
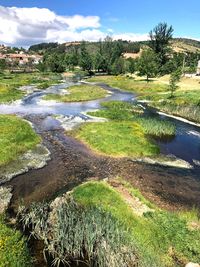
left=197, top=60, right=200, bottom=75
left=0, top=53, right=43, bottom=65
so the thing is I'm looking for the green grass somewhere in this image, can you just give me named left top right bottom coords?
left=0, top=215, right=31, bottom=267
left=44, top=84, right=107, bottom=102
left=137, top=117, right=176, bottom=137
left=88, top=101, right=176, bottom=137
left=73, top=181, right=200, bottom=266
left=0, top=115, right=41, bottom=166
left=88, top=101, right=144, bottom=120
left=88, top=75, right=167, bottom=95
left=88, top=75, right=200, bottom=123
left=73, top=121, right=159, bottom=157
left=0, top=72, right=62, bottom=103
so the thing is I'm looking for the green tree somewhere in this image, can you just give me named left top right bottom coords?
left=137, top=49, right=159, bottom=81
left=45, top=53, right=65, bottom=73
left=80, top=41, right=93, bottom=72
left=0, top=59, right=6, bottom=72
left=149, top=22, right=174, bottom=66
left=111, top=58, right=126, bottom=75
left=169, top=69, right=182, bottom=97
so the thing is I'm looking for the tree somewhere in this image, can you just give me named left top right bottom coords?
left=111, top=58, right=126, bottom=75
left=149, top=22, right=174, bottom=66
left=137, top=49, right=159, bottom=81
left=0, top=59, right=6, bottom=72
left=169, top=69, right=182, bottom=97
left=80, top=41, right=92, bottom=72
left=45, top=53, right=65, bottom=73
left=127, top=58, right=136, bottom=74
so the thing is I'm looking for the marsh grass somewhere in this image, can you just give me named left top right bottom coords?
left=0, top=214, right=31, bottom=267
left=0, top=115, right=41, bottom=166
left=73, top=181, right=200, bottom=266
left=44, top=84, right=107, bottom=102
left=137, top=117, right=176, bottom=137
left=0, top=72, right=62, bottom=103
left=20, top=199, right=139, bottom=267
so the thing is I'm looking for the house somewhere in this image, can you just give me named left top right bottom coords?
left=0, top=53, right=43, bottom=65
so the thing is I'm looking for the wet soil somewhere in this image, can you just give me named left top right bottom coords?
left=6, top=114, right=200, bottom=212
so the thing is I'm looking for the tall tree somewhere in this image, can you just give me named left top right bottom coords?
left=149, top=22, right=174, bottom=65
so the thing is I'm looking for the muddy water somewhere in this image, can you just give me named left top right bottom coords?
left=0, top=79, right=199, bottom=211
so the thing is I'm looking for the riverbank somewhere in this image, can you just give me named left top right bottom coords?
left=44, top=84, right=108, bottom=102
left=19, top=179, right=200, bottom=267
left=0, top=72, right=62, bottom=103
left=87, top=75, right=200, bottom=123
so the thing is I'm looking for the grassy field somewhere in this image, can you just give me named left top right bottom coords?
left=44, top=84, right=107, bottom=102
left=88, top=75, right=200, bottom=123
left=73, top=181, right=200, bottom=267
left=0, top=72, right=62, bottom=103
left=0, top=115, right=41, bottom=166
left=73, top=121, right=159, bottom=157
left=0, top=215, right=31, bottom=267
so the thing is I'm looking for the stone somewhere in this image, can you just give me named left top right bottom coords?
left=185, top=263, right=200, bottom=267
left=0, top=186, right=12, bottom=214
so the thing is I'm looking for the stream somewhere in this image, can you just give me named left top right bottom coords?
left=0, top=78, right=199, bottom=211
left=0, top=79, right=200, bottom=168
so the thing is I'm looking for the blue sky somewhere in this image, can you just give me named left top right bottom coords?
left=0, top=0, right=199, bottom=46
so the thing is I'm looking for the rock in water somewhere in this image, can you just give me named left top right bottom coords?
left=0, top=186, right=12, bottom=214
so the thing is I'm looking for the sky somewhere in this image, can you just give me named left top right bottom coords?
left=0, top=0, right=199, bottom=47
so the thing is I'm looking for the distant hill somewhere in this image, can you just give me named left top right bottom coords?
left=27, top=38, right=200, bottom=56
left=171, top=38, right=200, bottom=53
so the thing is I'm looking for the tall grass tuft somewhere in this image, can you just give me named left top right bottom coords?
left=19, top=199, right=139, bottom=267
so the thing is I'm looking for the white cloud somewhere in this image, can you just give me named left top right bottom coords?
left=0, top=6, right=149, bottom=47
left=113, top=33, right=149, bottom=42
left=0, top=6, right=101, bottom=46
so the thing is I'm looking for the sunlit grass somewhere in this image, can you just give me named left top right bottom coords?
left=73, top=121, right=159, bottom=157
left=0, top=72, right=62, bottom=103
left=73, top=181, right=200, bottom=266
left=0, top=215, right=31, bottom=267
left=0, top=115, right=41, bottom=166
left=44, top=84, right=107, bottom=102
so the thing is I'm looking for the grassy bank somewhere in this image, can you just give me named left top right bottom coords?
left=88, top=75, right=167, bottom=95
left=88, top=75, right=200, bottom=123
left=0, top=215, right=31, bottom=267
left=73, top=121, right=159, bottom=157
left=88, top=101, right=176, bottom=137
left=44, top=84, right=107, bottom=102
left=20, top=180, right=200, bottom=266
left=0, top=72, right=62, bottom=103
left=73, top=181, right=200, bottom=267
left=72, top=100, right=177, bottom=158
left=0, top=115, right=41, bottom=166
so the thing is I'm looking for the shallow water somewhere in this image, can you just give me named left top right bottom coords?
left=0, top=79, right=200, bottom=168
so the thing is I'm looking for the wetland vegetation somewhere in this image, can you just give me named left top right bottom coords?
left=0, top=20, right=200, bottom=267
left=44, top=84, right=107, bottom=102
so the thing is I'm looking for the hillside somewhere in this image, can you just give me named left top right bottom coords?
left=171, top=38, right=200, bottom=53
